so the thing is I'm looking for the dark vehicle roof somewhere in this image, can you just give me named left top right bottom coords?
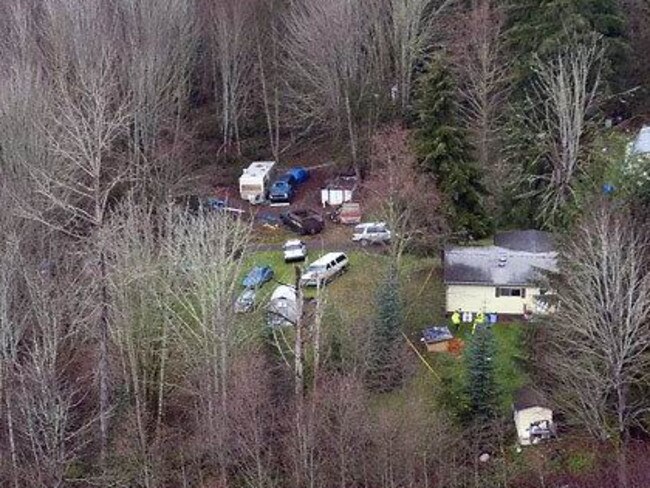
left=271, top=180, right=291, bottom=189
left=276, top=173, right=295, bottom=183
left=288, top=209, right=323, bottom=221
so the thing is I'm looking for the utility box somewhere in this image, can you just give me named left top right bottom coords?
left=239, top=161, right=275, bottom=204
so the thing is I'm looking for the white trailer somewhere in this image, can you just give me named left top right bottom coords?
left=320, top=175, right=357, bottom=206
left=239, top=161, right=275, bottom=204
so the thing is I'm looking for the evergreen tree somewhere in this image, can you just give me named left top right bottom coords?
left=414, top=58, right=491, bottom=239
left=462, top=326, right=499, bottom=423
left=506, top=0, right=626, bottom=89
left=367, top=267, right=402, bottom=392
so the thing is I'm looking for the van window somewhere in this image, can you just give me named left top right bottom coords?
left=335, top=255, right=346, bottom=264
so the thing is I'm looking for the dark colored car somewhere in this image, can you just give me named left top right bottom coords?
left=280, top=209, right=324, bottom=235
left=242, top=265, right=274, bottom=288
left=269, top=176, right=296, bottom=203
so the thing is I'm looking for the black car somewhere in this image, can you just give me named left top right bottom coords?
left=280, top=209, right=324, bottom=235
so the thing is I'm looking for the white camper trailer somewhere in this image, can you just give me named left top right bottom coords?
left=239, top=161, right=275, bottom=204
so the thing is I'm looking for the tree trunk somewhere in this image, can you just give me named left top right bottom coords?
left=99, top=249, right=110, bottom=463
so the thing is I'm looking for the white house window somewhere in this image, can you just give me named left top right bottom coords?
left=496, top=287, right=526, bottom=298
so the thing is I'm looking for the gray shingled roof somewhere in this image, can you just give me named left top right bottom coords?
left=494, top=230, right=555, bottom=253
left=444, top=246, right=557, bottom=286
left=632, top=126, right=650, bottom=155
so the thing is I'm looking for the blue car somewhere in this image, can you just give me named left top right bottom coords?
left=242, top=265, right=274, bottom=288
left=269, top=175, right=296, bottom=203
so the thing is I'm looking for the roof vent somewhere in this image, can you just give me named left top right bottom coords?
left=498, top=255, right=508, bottom=267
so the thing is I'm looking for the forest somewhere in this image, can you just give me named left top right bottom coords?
left=0, top=0, right=649, bottom=487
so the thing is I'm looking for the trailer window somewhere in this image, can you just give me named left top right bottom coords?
left=240, top=184, right=262, bottom=193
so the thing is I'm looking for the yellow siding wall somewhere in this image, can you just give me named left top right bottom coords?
left=446, top=284, right=544, bottom=315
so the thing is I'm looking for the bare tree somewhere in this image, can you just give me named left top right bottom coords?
left=117, top=0, right=198, bottom=200
left=204, top=0, right=257, bottom=154
left=14, top=258, right=92, bottom=488
left=542, top=201, right=650, bottom=488
left=386, top=0, right=455, bottom=111
left=285, top=0, right=377, bottom=169
left=449, top=0, right=511, bottom=201
left=366, top=124, right=445, bottom=263
left=254, top=0, right=285, bottom=162
left=161, top=208, right=251, bottom=484
left=527, top=34, right=603, bottom=227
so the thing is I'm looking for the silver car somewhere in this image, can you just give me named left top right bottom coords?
left=234, top=289, right=256, bottom=313
left=352, top=222, right=391, bottom=246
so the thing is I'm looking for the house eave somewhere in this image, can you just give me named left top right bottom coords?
left=445, top=281, right=535, bottom=287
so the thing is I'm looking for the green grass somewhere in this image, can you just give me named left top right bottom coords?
left=241, top=248, right=527, bottom=420
left=430, top=322, right=528, bottom=416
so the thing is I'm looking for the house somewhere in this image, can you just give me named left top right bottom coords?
left=622, top=126, right=650, bottom=192
left=513, top=387, right=555, bottom=446
left=421, top=326, right=454, bottom=353
left=631, top=126, right=650, bottom=156
left=443, top=230, right=557, bottom=316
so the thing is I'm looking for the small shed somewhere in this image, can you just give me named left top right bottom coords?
left=266, top=285, right=301, bottom=328
left=421, top=326, right=454, bottom=353
left=513, top=387, right=555, bottom=446
left=321, top=175, right=358, bottom=207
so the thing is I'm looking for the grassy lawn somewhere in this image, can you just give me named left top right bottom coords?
left=240, top=247, right=527, bottom=418
left=430, top=322, right=528, bottom=416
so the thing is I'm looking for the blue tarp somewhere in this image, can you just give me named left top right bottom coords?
left=422, top=326, right=453, bottom=344
left=286, top=167, right=309, bottom=184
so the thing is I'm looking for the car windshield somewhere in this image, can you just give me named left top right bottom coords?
left=354, top=225, right=366, bottom=233
left=285, top=244, right=303, bottom=251
left=307, top=265, right=326, bottom=274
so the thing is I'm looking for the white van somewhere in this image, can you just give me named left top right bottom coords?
left=300, top=252, right=349, bottom=287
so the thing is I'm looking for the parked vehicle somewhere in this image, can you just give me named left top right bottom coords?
left=283, top=239, right=307, bottom=262
left=234, top=288, right=256, bottom=313
left=352, top=222, right=391, bottom=246
left=269, top=174, right=296, bottom=203
left=300, top=252, right=349, bottom=287
left=267, top=285, right=300, bottom=327
left=329, top=202, right=362, bottom=225
left=177, top=195, right=244, bottom=217
left=239, top=161, right=275, bottom=204
left=242, top=265, right=274, bottom=288
left=280, top=209, right=324, bottom=235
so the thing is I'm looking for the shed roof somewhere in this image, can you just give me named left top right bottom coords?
left=444, top=246, right=557, bottom=286
left=632, top=126, right=650, bottom=155
left=494, top=230, right=555, bottom=253
left=514, top=386, right=549, bottom=411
